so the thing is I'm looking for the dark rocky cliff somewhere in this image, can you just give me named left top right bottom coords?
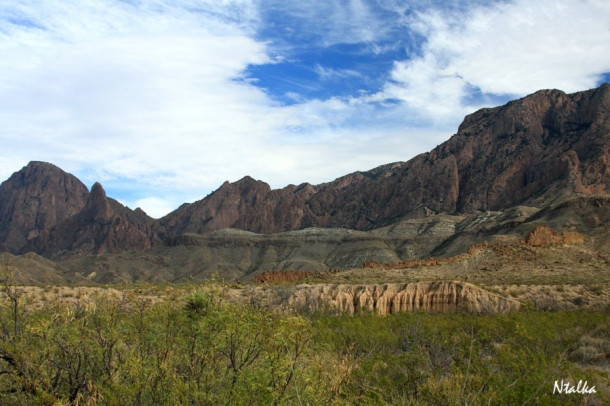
left=0, top=162, right=89, bottom=252
left=159, top=84, right=610, bottom=236
left=1, top=84, right=608, bottom=257
left=30, top=182, right=159, bottom=255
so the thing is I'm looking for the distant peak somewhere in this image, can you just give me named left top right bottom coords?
left=83, top=182, right=111, bottom=221
left=27, top=160, right=59, bottom=167
left=90, top=182, right=106, bottom=197
left=236, top=175, right=258, bottom=183
left=3, top=161, right=88, bottom=194
left=22, top=161, right=63, bottom=174
left=26, top=160, right=55, bottom=167
left=218, top=176, right=269, bottom=190
left=532, top=88, right=566, bottom=96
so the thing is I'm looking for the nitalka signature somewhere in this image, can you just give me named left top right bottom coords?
left=553, top=380, right=597, bottom=395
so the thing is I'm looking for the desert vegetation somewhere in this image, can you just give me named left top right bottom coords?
left=0, top=272, right=608, bottom=405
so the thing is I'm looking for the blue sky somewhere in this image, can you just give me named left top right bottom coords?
left=1, top=0, right=609, bottom=217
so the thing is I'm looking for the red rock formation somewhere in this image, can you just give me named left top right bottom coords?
left=0, top=162, right=89, bottom=252
left=524, top=225, right=586, bottom=247
left=2, top=85, right=609, bottom=258
left=30, top=182, right=159, bottom=255
left=159, top=177, right=318, bottom=237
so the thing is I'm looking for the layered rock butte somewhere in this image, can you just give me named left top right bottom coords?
left=0, top=84, right=608, bottom=290
left=287, top=281, right=520, bottom=315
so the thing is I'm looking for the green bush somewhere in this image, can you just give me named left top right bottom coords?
left=0, top=289, right=607, bottom=405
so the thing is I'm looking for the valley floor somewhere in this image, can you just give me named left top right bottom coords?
left=0, top=229, right=608, bottom=405
left=0, top=280, right=608, bottom=405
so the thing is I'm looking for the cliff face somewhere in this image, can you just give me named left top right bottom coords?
left=158, top=177, right=319, bottom=237
left=0, top=162, right=89, bottom=252
left=160, top=84, right=610, bottom=236
left=30, top=182, right=159, bottom=255
left=288, top=282, right=520, bottom=315
left=449, top=85, right=609, bottom=211
left=1, top=85, right=608, bottom=259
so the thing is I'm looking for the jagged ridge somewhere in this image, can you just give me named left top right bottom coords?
left=158, top=84, right=610, bottom=236
left=0, top=84, right=608, bottom=259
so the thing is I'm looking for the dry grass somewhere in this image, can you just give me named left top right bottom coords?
left=0, top=285, right=176, bottom=312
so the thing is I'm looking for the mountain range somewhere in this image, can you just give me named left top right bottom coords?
left=1, top=84, right=608, bottom=283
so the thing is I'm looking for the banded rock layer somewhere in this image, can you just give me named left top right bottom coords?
left=288, top=281, right=520, bottom=315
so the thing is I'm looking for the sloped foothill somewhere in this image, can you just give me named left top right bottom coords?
left=431, top=195, right=610, bottom=258
left=0, top=251, right=75, bottom=285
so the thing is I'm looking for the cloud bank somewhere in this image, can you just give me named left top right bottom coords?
left=1, top=0, right=608, bottom=217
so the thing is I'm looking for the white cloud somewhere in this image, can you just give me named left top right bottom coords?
left=1, top=0, right=609, bottom=218
left=1, top=2, right=274, bottom=185
left=132, top=196, right=177, bottom=219
left=1, top=0, right=434, bottom=216
left=260, top=0, right=393, bottom=46
left=376, top=0, right=610, bottom=122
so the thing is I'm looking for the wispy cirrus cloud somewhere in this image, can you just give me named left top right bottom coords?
left=258, top=0, right=393, bottom=47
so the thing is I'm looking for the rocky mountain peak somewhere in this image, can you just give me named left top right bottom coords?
left=2, top=84, right=609, bottom=259
left=159, top=84, right=609, bottom=235
left=90, top=182, right=106, bottom=196
left=224, top=176, right=271, bottom=196
left=29, top=180, right=159, bottom=256
left=82, top=182, right=112, bottom=222
left=0, top=161, right=89, bottom=252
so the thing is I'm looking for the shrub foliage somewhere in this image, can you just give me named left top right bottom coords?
left=0, top=283, right=608, bottom=405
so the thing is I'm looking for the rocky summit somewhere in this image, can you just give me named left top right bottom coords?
left=0, top=84, right=608, bottom=284
left=158, top=83, right=610, bottom=236
left=30, top=182, right=159, bottom=256
left=0, top=161, right=89, bottom=253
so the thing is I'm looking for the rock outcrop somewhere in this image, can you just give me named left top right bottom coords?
left=288, top=281, right=520, bottom=315
left=164, top=227, right=407, bottom=275
left=159, top=84, right=610, bottom=236
left=1, top=84, right=608, bottom=263
left=525, top=225, right=585, bottom=247
left=0, top=162, right=89, bottom=252
left=30, top=182, right=159, bottom=255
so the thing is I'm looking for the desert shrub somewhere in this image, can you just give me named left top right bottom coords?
left=184, top=290, right=214, bottom=319
left=569, top=323, right=609, bottom=368
left=310, top=310, right=609, bottom=405
left=0, top=287, right=608, bottom=405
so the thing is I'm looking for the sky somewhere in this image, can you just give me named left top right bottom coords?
left=1, top=0, right=609, bottom=218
